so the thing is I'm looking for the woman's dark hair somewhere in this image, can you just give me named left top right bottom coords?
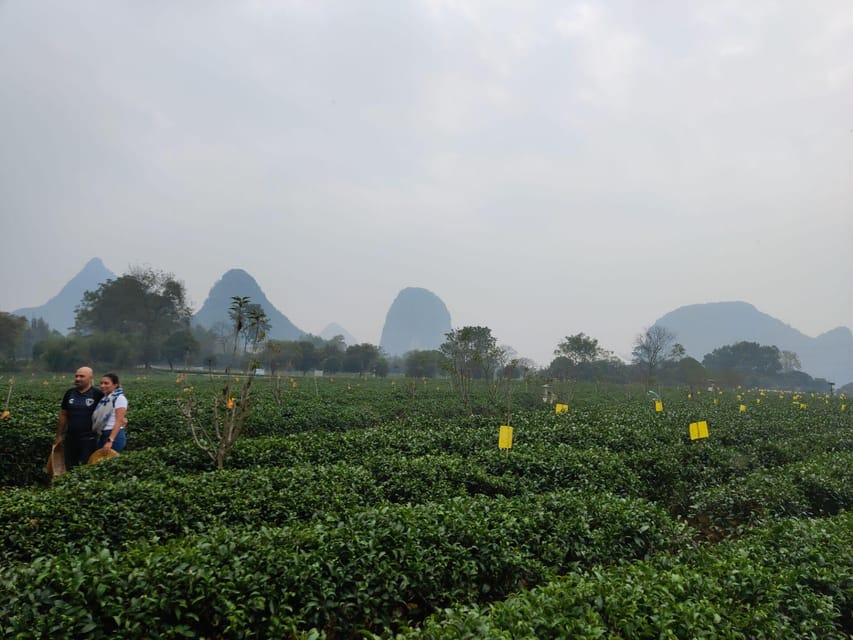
left=102, top=372, right=120, bottom=385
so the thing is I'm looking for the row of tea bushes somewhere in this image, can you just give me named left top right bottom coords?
left=401, top=511, right=853, bottom=639
left=688, top=450, right=853, bottom=540
left=0, top=491, right=684, bottom=638
left=0, top=463, right=381, bottom=563
left=5, top=436, right=692, bottom=563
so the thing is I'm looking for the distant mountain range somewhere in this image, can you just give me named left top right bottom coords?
left=12, top=257, right=116, bottom=332
left=12, top=261, right=850, bottom=384
left=655, top=301, right=853, bottom=385
left=193, top=269, right=305, bottom=341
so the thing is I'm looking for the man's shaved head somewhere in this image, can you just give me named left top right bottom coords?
left=74, top=367, right=94, bottom=391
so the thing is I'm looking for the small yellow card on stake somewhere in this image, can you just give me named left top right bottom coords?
left=498, top=425, right=513, bottom=449
left=655, top=400, right=663, bottom=413
left=689, top=420, right=709, bottom=440
left=555, top=403, right=568, bottom=414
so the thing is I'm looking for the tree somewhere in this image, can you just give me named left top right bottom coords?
left=343, top=343, right=387, bottom=376
left=36, top=335, right=86, bottom=371
left=632, top=325, right=677, bottom=385
left=162, top=330, right=200, bottom=371
left=17, top=317, right=55, bottom=359
left=0, top=312, right=27, bottom=361
left=236, top=304, right=270, bottom=354
left=74, top=267, right=192, bottom=368
left=439, top=326, right=504, bottom=413
left=780, top=350, right=802, bottom=373
left=554, top=332, right=605, bottom=365
left=180, top=295, right=267, bottom=469
left=403, top=349, right=444, bottom=378
left=702, top=342, right=782, bottom=377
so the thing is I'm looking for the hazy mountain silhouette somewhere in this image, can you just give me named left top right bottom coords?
left=655, top=301, right=853, bottom=385
left=12, top=257, right=116, bottom=333
left=193, top=269, right=304, bottom=340
left=319, top=322, right=357, bottom=346
left=379, top=287, right=452, bottom=356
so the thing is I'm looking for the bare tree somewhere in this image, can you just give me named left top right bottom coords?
left=632, top=325, right=677, bottom=385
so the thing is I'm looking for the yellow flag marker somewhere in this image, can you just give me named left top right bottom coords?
left=555, top=403, right=568, bottom=414
left=655, top=400, right=663, bottom=413
left=689, top=420, right=709, bottom=440
left=739, top=404, right=746, bottom=413
left=498, top=425, right=513, bottom=449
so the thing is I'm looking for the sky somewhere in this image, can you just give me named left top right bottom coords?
left=1, top=0, right=851, bottom=366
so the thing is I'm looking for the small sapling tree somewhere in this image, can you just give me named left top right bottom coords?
left=179, top=296, right=269, bottom=469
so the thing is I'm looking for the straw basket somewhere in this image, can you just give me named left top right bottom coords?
left=88, top=448, right=119, bottom=464
left=45, top=442, right=66, bottom=478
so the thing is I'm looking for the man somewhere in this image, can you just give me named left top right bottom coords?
left=54, top=366, right=104, bottom=469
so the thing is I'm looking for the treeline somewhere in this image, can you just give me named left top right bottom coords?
left=546, top=331, right=834, bottom=392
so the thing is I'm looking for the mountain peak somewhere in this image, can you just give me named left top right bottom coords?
left=193, top=269, right=304, bottom=341
left=379, top=287, right=452, bottom=356
left=12, top=258, right=116, bottom=333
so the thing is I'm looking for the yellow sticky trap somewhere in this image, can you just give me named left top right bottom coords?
left=800, top=403, right=807, bottom=409
left=689, top=420, right=709, bottom=440
left=739, top=404, right=746, bottom=413
left=555, top=403, right=568, bottom=414
left=655, top=400, right=663, bottom=413
left=498, top=425, right=513, bottom=449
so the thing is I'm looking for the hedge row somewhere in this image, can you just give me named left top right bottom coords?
left=688, top=451, right=853, bottom=540
left=402, top=511, right=853, bottom=639
left=3, top=441, right=667, bottom=563
left=0, top=491, right=683, bottom=638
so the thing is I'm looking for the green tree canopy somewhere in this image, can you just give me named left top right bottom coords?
left=554, top=332, right=605, bottom=364
left=74, top=267, right=192, bottom=368
left=0, top=312, right=28, bottom=361
left=403, top=349, right=445, bottom=378
left=702, top=341, right=782, bottom=376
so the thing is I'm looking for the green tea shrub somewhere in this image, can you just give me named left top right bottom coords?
left=403, top=511, right=853, bottom=639
left=0, top=491, right=683, bottom=638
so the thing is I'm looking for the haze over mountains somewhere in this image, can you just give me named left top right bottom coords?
left=10, top=259, right=852, bottom=384
left=12, top=257, right=115, bottom=332
left=655, top=301, right=853, bottom=385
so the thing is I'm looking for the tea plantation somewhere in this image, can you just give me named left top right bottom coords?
left=0, top=373, right=850, bottom=638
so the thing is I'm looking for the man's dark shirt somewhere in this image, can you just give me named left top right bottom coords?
left=61, top=387, right=104, bottom=437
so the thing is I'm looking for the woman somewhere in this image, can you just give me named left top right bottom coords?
left=93, top=372, right=128, bottom=453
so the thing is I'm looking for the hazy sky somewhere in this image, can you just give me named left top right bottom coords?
left=2, top=0, right=851, bottom=365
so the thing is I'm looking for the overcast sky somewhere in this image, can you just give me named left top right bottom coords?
left=2, top=0, right=851, bottom=365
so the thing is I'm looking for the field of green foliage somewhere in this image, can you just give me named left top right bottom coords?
left=0, top=372, right=851, bottom=638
